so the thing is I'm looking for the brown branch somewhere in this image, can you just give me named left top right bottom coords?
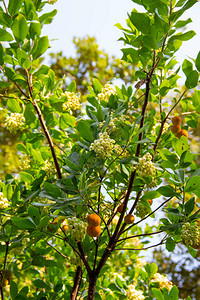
left=2, top=0, right=9, bottom=14
left=70, top=266, right=82, bottom=300
left=0, top=287, right=4, bottom=300
left=114, top=240, right=165, bottom=251
left=117, top=230, right=163, bottom=243
left=77, top=242, right=91, bottom=274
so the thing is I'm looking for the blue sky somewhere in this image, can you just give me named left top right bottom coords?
left=43, top=0, right=200, bottom=67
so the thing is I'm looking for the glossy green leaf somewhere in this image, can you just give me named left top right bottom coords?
left=185, top=70, right=199, bottom=89
left=39, top=9, right=57, bottom=26
left=195, top=51, right=200, bottom=72
left=174, top=18, right=192, bottom=28
left=7, top=98, right=21, bottom=113
left=12, top=14, right=28, bottom=42
left=169, top=30, right=196, bottom=42
left=32, top=36, right=49, bottom=59
left=182, top=59, right=193, bottom=77
left=28, top=206, right=40, bottom=225
left=77, top=120, right=94, bottom=142
left=0, top=12, right=12, bottom=27
left=185, top=175, right=200, bottom=192
left=8, top=0, right=23, bottom=16
left=44, top=182, right=62, bottom=198
left=130, top=11, right=150, bottom=34
left=152, top=288, right=165, bottom=300
left=29, top=21, right=41, bottom=38
left=11, top=217, right=36, bottom=229
left=0, top=28, right=13, bottom=41
left=17, top=49, right=31, bottom=69
left=185, top=197, right=195, bottom=215
left=169, top=285, right=179, bottom=300
left=166, top=237, right=176, bottom=251
left=157, top=185, right=177, bottom=197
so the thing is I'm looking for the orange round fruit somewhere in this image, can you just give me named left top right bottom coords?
left=147, top=199, right=153, bottom=206
left=62, top=225, right=69, bottom=231
left=87, top=225, right=101, bottom=237
left=172, top=116, right=181, bottom=125
left=124, top=214, right=135, bottom=224
left=87, top=214, right=101, bottom=227
left=0, top=279, right=9, bottom=287
left=117, top=204, right=124, bottom=213
left=170, top=124, right=181, bottom=135
left=177, top=129, right=188, bottom=139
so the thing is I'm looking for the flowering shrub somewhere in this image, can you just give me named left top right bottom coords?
left=0, top=0, right=200, bottom=299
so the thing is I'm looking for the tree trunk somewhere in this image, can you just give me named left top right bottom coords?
left=87, top=273, right=98, bottom=300
left=70, top=266, right=82, bottom=300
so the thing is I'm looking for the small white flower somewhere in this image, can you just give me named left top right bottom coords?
left=5, top=113, right=25, bottom=133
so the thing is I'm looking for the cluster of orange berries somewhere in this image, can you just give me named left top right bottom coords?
left=170, top=116, right=188, bottom=139
left=87, top=214, right=101, bottom=237
left=116, top=199, right=153, bottom=224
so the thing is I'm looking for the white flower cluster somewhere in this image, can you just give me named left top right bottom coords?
left=67, top=217, right=87, bottom=241
left=152, top=122, right=169, bottom=136
left=90, top=132, right=115, bottom=159
left=62, top=91, right=81, bottom=111
left=19, top=154, right=31, bottom=170
left=5, top=113, right=25, bottom=133
left=152, top=273, right=173, bottom=291
left=43, top=160, right=55, bottom=176
left=137, top=153, right=156, bottom=178
left=127, top=284, right=145, bottom=300
left=135, top=200, right=151, bottom=219
left=181, top=222, right=200, bottom=248
left=0, top=192, right=9, bottom=209
left=98, top=84, right=116, bottom=102
left=99, top=114, right=127, bottom=133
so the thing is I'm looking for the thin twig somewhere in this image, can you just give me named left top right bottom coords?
left=2, top=0, right=9, bottom=14
left=46, top=241, right=68, bottom=258
left=117, top=230, right=163, bottom=243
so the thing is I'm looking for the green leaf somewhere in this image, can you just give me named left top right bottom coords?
left=174, top=18, right=192, bottom=28
left=169, top=285, right=179, bottom=300
left=144, top=263, right=158, bottom=278
left=28, top=206, right=40, bottom=225
left=61, top=113, right=76, bottom=127
left=185, top=175, right=200, bottom=193
left=17, top=49, right=31, bottom=69
left=76, top=120, right=94, bottom=142
left=130, top=11, right=151, bottom=34
left=157, top=185, right=177, bottom=197
left=10, top=280, right=18, bottom=299
left=152, top=288, right=165, bottom=300
left=67, top=80, right=76, bottom=92
left=63, top=158, right=80, bottom=171
left=11, top=217, right=36, bottom=229
left=7, top=98, right=21, bottom=113
left=43, top=182, right=62, bottom=198
left=0, top=28, right=13, bottom=41
left=121, top=48, right=139, bottom=63
left=29, top=21, right=41, bottom=38
left=33, top=279, right=51, bottom=290
left=32, top=36, right=49, bottom=59
left=172, top=136, right=188, bottom=156
left=182, top=59, right=193, bottom=77
left=93, top=79, right=103, bottom=94
left=8, top=0, right=23, bottom=15
left=195, top=51, right=200, bottom=72
left=166, top=237, right=176, bottom=252
left=0, top=12, right=12, bottom=27
left=185, top=197, right=195, bottom=215
left=20, top=172, right=34, bottom=183
left=12, top=14, right=28, bottom=42
left=169, top=30, right=196, bottom=42
left=185, top=70, right=199, bottom=89
left=39, top=9, right=57, bottom=26
left=141, top=191, right=160, bottom=200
